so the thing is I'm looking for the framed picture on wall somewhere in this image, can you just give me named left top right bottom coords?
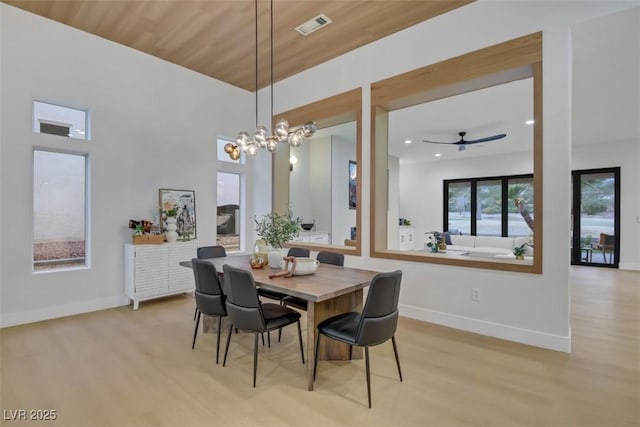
left=159, top=188, right=196, bottom=240
left=349, top=160, right=357, bottom=210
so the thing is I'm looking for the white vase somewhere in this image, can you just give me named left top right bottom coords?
left=165, top=217, right=179, bottom=243
left=268, top=247, right=285, bottom=269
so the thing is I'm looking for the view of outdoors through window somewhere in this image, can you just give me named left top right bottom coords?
left=216, top=172, right=240, bottom=252
left=33, top=150, right=87, bottom=270
left=446, top=175, right=534, bottom=237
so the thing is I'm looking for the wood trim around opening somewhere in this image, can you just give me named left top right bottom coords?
left=370, top=32, right=543, bottom=274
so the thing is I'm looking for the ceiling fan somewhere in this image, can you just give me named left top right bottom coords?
left=422, top=131, right=506, bottom=151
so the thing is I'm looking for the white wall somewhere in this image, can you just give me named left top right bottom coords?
left=0, top=4, right=264, bottom=326
left=272, top=0, right=639, bottom=352
left=387, top=155, right=400, bottom=249
left=330, top=135, right=356, bottom=245
left=571, top=7, right=640, bottom=271
left=309, top=136, right=332, bottom=234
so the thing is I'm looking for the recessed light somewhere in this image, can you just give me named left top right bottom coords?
left=435, top=153, right=441, bottom=157
left=404, top=139, right=412, bottom=144
left=525, top=120, right=535, bottom=125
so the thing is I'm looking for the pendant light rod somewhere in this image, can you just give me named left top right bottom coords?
left=255, top=0, right=259, bottom=128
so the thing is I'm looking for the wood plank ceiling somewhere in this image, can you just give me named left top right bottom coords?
left=3, top=0, right=474, bottom=91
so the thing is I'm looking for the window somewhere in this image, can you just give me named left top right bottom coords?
left=444, top=174, right=533, bottom=237
left=33, top=149, right=88, bottom=271
left=477, top=180, right=502, bottom=236
left=33, top=101, right=88, bottom=140
left=446, top=181, right=471, bottom=234
left=216, top=172, right=241, bottom=252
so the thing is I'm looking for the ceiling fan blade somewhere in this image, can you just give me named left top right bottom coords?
left=422, top=140, right=457, bottom=145
left=464, top=133, right=507, bottom=144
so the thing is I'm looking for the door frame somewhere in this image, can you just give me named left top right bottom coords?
left=571, top=167, right=620, bottom=268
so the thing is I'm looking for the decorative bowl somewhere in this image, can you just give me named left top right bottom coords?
left=249, top=255, right=267, bottom=269
left=301, top=223, right=314, bottom=231
left=280, top=257, right=319, bottom=275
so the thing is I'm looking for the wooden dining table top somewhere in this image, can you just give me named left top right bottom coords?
left=181, top=255, right=379, bottom=303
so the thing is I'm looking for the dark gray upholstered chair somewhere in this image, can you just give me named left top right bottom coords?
left=197, top=245, right=227, bottom=259
left=191, top=259, right=227, bottom=364
left=257, top=247, right=310, bottom=303
left=316, top=250, right=345, bottom=266
left=222, top=265, right=305, bottom=387
left=281, top=251, right=345, bottom=312
left=194, top=246, right=227, bottom=320
left=287, top=247, right=310, bottom=258
left=313, top=270, right=403, bottom=408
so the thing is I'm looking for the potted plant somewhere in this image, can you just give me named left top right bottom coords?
left=255, top=211, right=302, bottom=268
left=425, top=231, right=443, bottom=253
left=513, top=244, right=527, bottom=260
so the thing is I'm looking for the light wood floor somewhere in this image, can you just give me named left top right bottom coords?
left=1, top=267, right=638, bottom=426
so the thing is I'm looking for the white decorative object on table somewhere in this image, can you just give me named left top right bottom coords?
left=281, top=257, right=319, bottom=276
left=268, top=247, right=286, bottom=269
left=165, top=217, right=178, bottom=243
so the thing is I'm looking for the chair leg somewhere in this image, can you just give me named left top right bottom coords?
left=296, top=320, right=305, bottom=364
left=267, top=331, right=271, bottom=348
left=365, top=346, right=371, bottom=408
left=223, top=323, right=234, bottom=367
left=278, top=328, right=282, bottom=342
left=391, top=335, right=403, bottom=382
left=313, top=333, right=321, bottom=381
left=349, top=345, right=353, bottom=360
left=253, top=333, right=259, bottom=388
left=215, top=316, right=222, bottom=364
left=193, top=307, right=198, bottom=321
left=261, top=333, right=265, bottom=346
left=191, top=310, right=201, bottom=350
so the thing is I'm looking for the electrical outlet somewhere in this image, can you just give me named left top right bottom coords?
left=471, top=288, right=480, bottom=302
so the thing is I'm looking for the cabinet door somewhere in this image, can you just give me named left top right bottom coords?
left=134, top=245, right=169, bottom=298
left=168, top=242, right=197, bottom=292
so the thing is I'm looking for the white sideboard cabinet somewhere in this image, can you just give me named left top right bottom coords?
left=124, top=241, right=197, bottom=310
left=398, top=226, right=415, bottom=251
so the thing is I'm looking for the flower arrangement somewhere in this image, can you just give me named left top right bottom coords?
left=255, top=211, right=302, bottom=248
left=425, top=231, right=443, bottom=253
left=162, top=201, right=178, bottom=217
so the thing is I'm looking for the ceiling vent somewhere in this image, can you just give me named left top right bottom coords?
left=295, top=14, right=332, bottom=36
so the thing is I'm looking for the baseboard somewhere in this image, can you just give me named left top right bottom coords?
left=400, top=303, right=571, bottom=353
left=618, top=262, right=640, bottom=271
left=0, top=295, right=129, bottom=328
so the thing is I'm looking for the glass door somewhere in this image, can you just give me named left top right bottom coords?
left=571, top=168, right=620, bottom=267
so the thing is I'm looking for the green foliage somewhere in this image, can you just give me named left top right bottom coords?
left=513, top=244, right=527, bottom=257
left=481, top=205, right=501, bottom=214
left=255, top=211, right=302, bottom=248
left=582, top=199, right=608, bottom=215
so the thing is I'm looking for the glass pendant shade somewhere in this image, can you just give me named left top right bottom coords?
left=288, top=131, right=302, bottom=147
left=247, top=142, right=259, bottom=156
left=275, top=118, right=289, bottom=140
left=266, top=137, right=279, bottom=152
left=302, top=121, right=317, bottom=138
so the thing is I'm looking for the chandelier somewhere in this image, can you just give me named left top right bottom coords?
left=225, top=0, right=316, bottom=161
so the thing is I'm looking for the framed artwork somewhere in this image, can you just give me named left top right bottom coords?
left=159, top=189, right=196, bottom=240
left=349, top=160, right=357, bottom=210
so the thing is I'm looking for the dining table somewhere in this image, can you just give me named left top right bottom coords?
left=181, top=254, right=379, bottom=390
